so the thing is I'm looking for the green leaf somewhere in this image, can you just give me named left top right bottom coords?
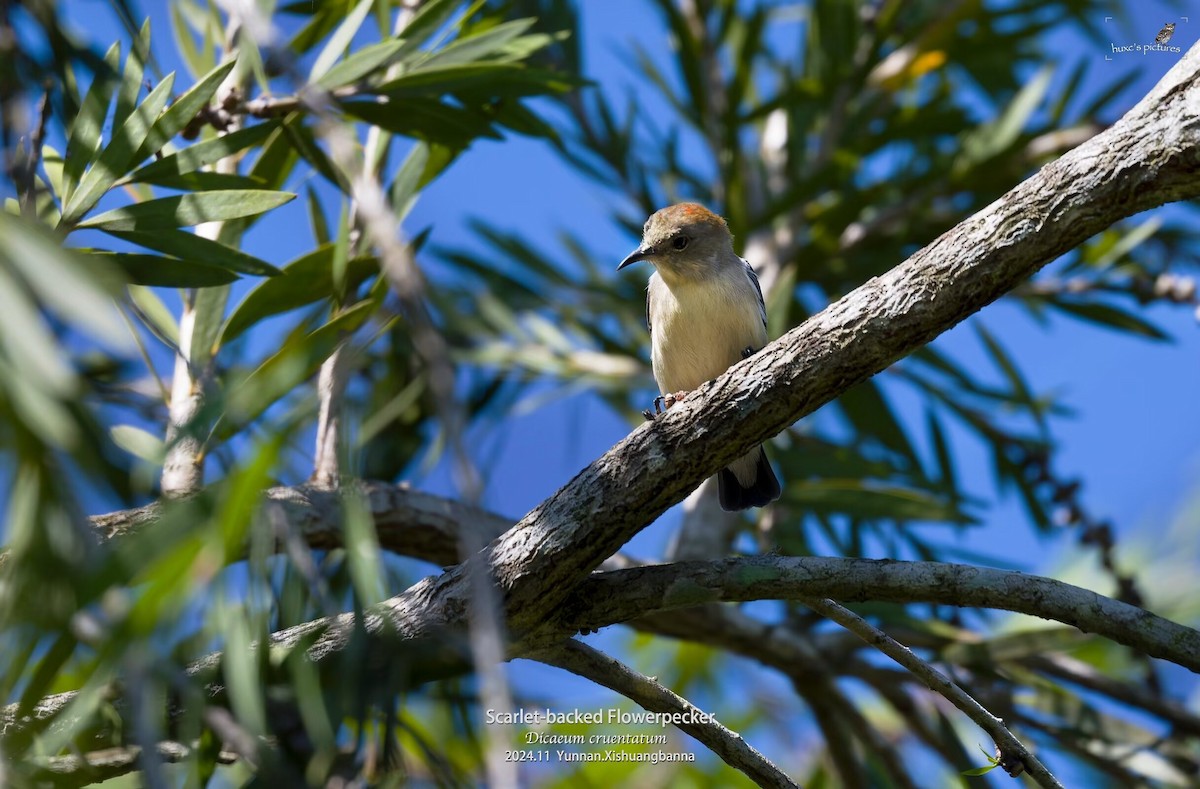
left=343, top=490, right=386, bottom=605
left=85, top=251, right=240, bottom=287
left=1047, top=299, right=1170, bottom=341
left=784, top=480, right=973, bottom=523
left=927, top=409, right=957, bottom=494
left=191, top=285, right=231, bottom=366
left=127, top=121, right=277, bottom=184
left=62, top=42, right=121, bottom=204
left=0, top=214, right=127, bottom=348
left=41, top=145, right=65, bottom=198
left=1091, top=216, right=1162, bottom=270
left=388, top=142, right=431, bottom=222
left=135, top=60, right=237, bottom=161
left=376, top=63, right=580, bottom=97
left=414, top=18, right=536, bottom=71
left=308, top=0, right=374, bottom=84
left=316, top=38, right=406, bottom=89
left=106, top=230, right=281, bottom=276
left=306, top=185, right=329, bottom=245
left=0, top=265, right=76, bottom=399
left=279, top=121, right=345, bottom=190
left=340, top=97, right=499, bottom=146
left=110, top=424, right=166, bottom=462
left=127, top=171, right=267, bottom=191
left=960, top=65, right=1053, bottom=166
left=215, top=125, right=301, bottom=246
left=170, top=0, right=210, bottom=77
left=221, top=243, right=379, bottom=345
left=113, top=20, right=151, bottom=133
left=838, top=379, right=917, bottom=465
left=77, top=189, right=295, bottom=231
left=128, top=284, right=180, bottom=345
left=393, top=0, right=470, bottom=52
left=220, top=300, right=377, bottom=438
left=390, top=143, right=456, bottom=211
left=63, top=73, right=177, bottom=224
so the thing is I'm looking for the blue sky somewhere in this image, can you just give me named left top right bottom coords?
left=26, top=0, right=1200, bottom=782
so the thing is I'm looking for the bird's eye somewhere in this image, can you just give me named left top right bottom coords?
left=672, top=235, right=689, bottom=251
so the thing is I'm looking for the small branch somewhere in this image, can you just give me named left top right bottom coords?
left=16, top=83, right=51, bottom=218
left=558, top=557, right=1200, bottom=674
left=1022, top=653, right=1200, bottom=737
left=310, top=339, right=351, bottom=488
left=162, top=21, right=247, bottom=497
left=801, top=597, right=1062, bottom=788
left=29, top=741, right=238, bottom=788
left=535, top=639, right=798, bottom=789
left=84, top=481, right=511, bottom=568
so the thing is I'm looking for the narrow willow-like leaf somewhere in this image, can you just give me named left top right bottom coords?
left=306, top=185, right=329, bottom=246
left=107, top=229, right=281, bottom=276
left=62, top=42, right=121, bottom=204
left=339, top=98, right=500, bottom=146
left=128, top=284, right=180, bottom=345
left=1047, top=299, right=1171, bottom=341
left=315, top=37, right=405, bottom=89
left=41, top=145, right=65, bottom=198
left=77, top=189, right=295, bottom=231
left=0, top=214, right=127, bottom=348
left=411, top=18, right=535, bottom=72
left=308, top=0, right=374, bottom=84
left=135, top=59, right=237, bottom=162
left=113, top=19, right=151, bottom=132
left=110, top=424, right=166, bottom=462
left=63, top=73, right=177, bottom=224
left=375, top=63, right=581, bottom=98
left=86, top=251, right=240, bottom=287
left=220, top=244, right=378, bottom=345
left=220, top=300, right=377, bottom=438
left=126, top=122, right=277, bottom=183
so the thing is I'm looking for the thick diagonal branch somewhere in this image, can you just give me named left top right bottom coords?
left=253, top=38, right=1200, bottom=672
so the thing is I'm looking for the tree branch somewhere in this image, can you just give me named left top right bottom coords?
left=801, top=597, right=1062, bottom=788
left=535, top=640, right=799, bottom=789
left=556, top=557, right=1200, bottom=673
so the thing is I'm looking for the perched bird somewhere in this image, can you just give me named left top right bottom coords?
left=618, top=203, right=782, bottom=511
left=1156, top=22, right=1175, bottom=45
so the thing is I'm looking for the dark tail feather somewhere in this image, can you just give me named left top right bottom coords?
left=717, top=447, right=781, bottom=511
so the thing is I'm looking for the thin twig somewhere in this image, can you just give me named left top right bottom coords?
left=30, top=742, right=239, bottom=787
left=17, top=83, right=52, bottom=218
left=536, top=639, right=798, bottom=789
left=801, top=597, right=1063, bottom=788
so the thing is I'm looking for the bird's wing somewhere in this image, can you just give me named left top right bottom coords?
left=645, top=284, right=652, bottom=338
left=742, top=258, right=768, bottom=330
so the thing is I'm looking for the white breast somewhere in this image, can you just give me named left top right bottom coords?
left=648, top=268, right=767, bottom=395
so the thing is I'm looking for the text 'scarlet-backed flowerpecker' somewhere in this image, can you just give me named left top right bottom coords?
left=618, top=203, right=782, bottom=511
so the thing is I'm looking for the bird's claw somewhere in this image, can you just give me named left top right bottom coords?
left=648, top=390, right=690, bottom=417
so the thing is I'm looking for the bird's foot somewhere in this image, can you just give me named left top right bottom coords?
left=742, top=346, right=759, bottom=359
left=647, top=390, right=691, bottom=418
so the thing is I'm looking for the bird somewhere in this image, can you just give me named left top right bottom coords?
left=618, top=203, right=782, bottom=511
left=1156, top=22, right=1175, bottom=45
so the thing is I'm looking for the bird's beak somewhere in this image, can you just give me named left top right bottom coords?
left=618, top=244, right=655, bottom=270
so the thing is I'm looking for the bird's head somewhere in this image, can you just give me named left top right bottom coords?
left=617, top=203, right=735, bottom=278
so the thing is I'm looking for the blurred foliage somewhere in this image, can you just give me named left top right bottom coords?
left=0, top=0, right=1198, bottom=787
